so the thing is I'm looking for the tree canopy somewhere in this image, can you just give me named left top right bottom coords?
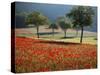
left=57, top=16, right=72, bottom=31
left=66, top=6, right=95, bottom=43
left=26, top=11, right=49, bottom=26
left=57, top=16, right=72, bottom=37
left=25, top=11, right=49, bottom=38
left=67, top=6, right=94, bottom=27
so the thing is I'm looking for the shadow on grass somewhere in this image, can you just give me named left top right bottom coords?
left=60, top=36, right=75, bottom=39
left=94, top=38, right=97, bottom=40
left=35, top=32, right=60, bottom=35
left=83, top=36, right=97, bottom=38
left=39, top=40, right=81, bottom=45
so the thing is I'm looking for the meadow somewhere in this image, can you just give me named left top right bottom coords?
left=16, top=26, right=97, bottom=45
left=15, top=26, right=97, bottom=73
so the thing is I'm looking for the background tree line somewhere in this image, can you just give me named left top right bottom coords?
left=25, top=6, right=95, bottom=43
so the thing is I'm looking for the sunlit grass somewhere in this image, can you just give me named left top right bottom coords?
left=15, top=27, right=97, bottom=45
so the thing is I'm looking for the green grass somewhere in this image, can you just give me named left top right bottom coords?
left=38, top=36, right=97, bottom=45
left=15, top=27, right=97, bottom=45
left=16, top=33, right=97, bottom=45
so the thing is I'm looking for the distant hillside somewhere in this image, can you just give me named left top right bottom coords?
left=15, top=2, right=97, bottom=32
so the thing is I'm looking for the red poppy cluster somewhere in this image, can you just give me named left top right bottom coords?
left=15, top=37, right=97, bottom=73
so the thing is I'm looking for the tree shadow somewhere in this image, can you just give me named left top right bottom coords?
left=36, top=32, right=60, bottom=35
left=39, top=40, right=81, bottom=45
left=83, top=36, right=97, bottom=38
left=94, top=38, right=97, bottom=40
left=60, top=36, right=75, bottom=39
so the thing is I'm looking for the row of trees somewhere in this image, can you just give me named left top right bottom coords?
left=25, top=6, right=95, bottom=43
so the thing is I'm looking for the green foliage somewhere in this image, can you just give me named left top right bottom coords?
left=66, top=6, right=95, bottom=43
left=59, top=21, right=70, bottom=31
left=49, top=23, right=58, bottom=29
left=57, top=16, right=72, bottom=37
left=25, top=11, right=49, bottom=26
left=67, top=6, right=94, bottom=27
left=57, top=16, right=72, bottom=31
left=25, top=11, right=49, bottom=38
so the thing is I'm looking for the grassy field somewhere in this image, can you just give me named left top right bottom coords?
left=15, top=26, right=97, bottom=45
left=15, top=26, right=97, bottom=73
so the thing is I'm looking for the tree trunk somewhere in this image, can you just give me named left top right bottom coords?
left=64, top=30, right=67, bottom=38
left=80, top=26, right=84, bottom=43
left=36, top=25, right=39, bottom=38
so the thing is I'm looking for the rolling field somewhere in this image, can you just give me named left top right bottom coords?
left=15, top=37, right=97, bottom=73
left=15, top=26, right=97, bottom=45
left=15, top=26, right=97, bottom=73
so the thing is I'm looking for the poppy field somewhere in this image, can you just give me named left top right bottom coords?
left=15, top=37, right=97, bottom=73
left=11, top=2, right=98, bottom=73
